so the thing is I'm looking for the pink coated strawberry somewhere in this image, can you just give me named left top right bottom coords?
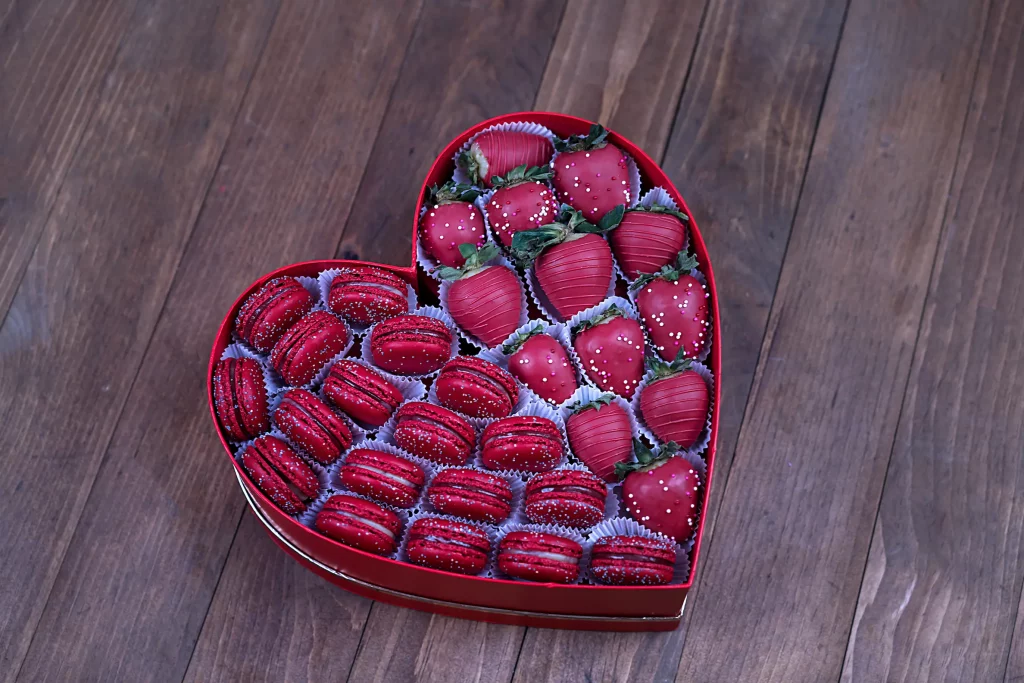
left=437, top=244, right=523, bottom=347
left=502, top=325, right=577, bottom=404
left=572, top=305, right=644, bottom=399
left=419, top=182, right=486, bottom=267
left=512, top=205, right=621, bottom=321
left=611, top=204, right=689, bottom=279
left=639, top=356, right=710, bottom=449
left=552, top=124, right=632, bottom=221
left=565, top=395, right=632, bottom=482
left=458, top=129, right=554, bottom=188
left=618, top=440, right=701, bottom=541
left=485, top=165, right=559, bottom=248
left=632, top=252, right=710, bottom=361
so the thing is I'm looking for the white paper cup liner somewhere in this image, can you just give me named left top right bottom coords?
left=316, top=267, right=418, bottom=333
left=438, top=255, right=529, bottom=350
left=584, top=517, right=691, bottom=585
left=564, top=296, right=643, bottom=400
left=452, top=120, right=558, bottom=187
left=628, top=266, right=711, bottom=363
left=491, top=522, right=589, bottom=584
left=631, top=360, right=715, bottom=458
left=398, top=511, right=498, bottom=577
left=360, top=306, right=459, bottom=381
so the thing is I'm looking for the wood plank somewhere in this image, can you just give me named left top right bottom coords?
left=1009, top=590, right=1024, bottom=683
left=0, top=0, right=137, bottom=322
left=840, top=2, right=1024, bottom=680
left=670, top=0, right=990, bottom=679
left=508, top=0, right=848, bottom=679
left=0, top=0, right=277, bottom=678
left=332, top=0, right=566, bottom=266
left=532, top=0, right=703, bottom=153
left=13, top=2, right=422, bottom=682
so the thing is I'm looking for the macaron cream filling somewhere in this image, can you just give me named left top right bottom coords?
left=349, top=463, right=418, bottom=488
left=503, top=549, right=579, bottom=564
left=398, top=415, right=472, bottom=446
left=333, top=510, right=396, bottom=539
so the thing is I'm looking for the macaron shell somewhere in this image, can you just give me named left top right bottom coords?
left=481, top=417, right=563, bottom=473
left=213, top=357, right=270, bottom=441
left=328, top=267, right=409, bottom=326
left=371, top=316, right=453, bottom=375
left=340, top=450, right=424, bottom=508
left=427, top=469, right=513, bottom=524
left=234, top=277, right=315, bottom=353
left=498, top=531, right=582, bottom=583
left=323, top=360, right=405, bottom=427
left=435, top=357, right=518, bottom=419
left=392, top=403, right=475, bottom=466
left=589, top=560, right=674, bottom=586
left=271, top=311, right=350, bottom=386
left=315, top=496, right=401, bottom=556
left=274, top=389, right=352, bottom=465
left=524, top=471, right=607, bottom=528
left=241, top=436, right=318, bottom=515
left=405, top=518, right=490, bottom=575
left=590, top=535, right=676, bottom=586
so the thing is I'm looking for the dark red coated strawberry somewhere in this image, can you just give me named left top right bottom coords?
left=512, top=204, right=622, bottom=320
left=481, top=416, right=564, bottom=473
left=632, top=252, right=710, bottom=361
left=419, top=182, right=486, bottom=268
left=590, top=535, right=676, bottom=586
left=322, top=360, right=405, bottom=427
left=392, top=402, right=476, bottom=466
left=406, top=517, right=490, bottom=575
left=497, top=531, right=581, bottom=583
left=370, top=314, right=453, bottom=376
left=484, top=165, right=558, bottom=248
left=572, top=305, right=645, bottom=398
left=328, top=265, right=409, bottom=326
left=437, top=244, right=523, bottom=347
left=234, top=277, right=315, bottom=353
left=638, top=356, right=710, bottom=448
left=617, top=440, right=701, bottom=541
left=564, top=395, right=632, bottom=482
left=212, top=357, right=269, bottom=441
left=427, top=468, right=513, bottom=524
left=315, top=494, right=402, bottom=556
left=524, top=469, right=607, bottom=528
left=270, top=310, right=349, bottom=386
left=458, top=129, right=554, bottom=188
left=241, top=435, right=320, bottom=515
left=434, top=356, right=519, bottom=419
left=551, top=124, right=632, bottom=221
left=273, top=388, right=352, bottom=465
left=610, top=204, right=689, bottom=280
left=339, top=448, right=424, bottom=508
left=502, top=325, right=577, bottom=404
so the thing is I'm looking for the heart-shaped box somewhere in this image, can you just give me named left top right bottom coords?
left=208, top=113, right=720, bottom=631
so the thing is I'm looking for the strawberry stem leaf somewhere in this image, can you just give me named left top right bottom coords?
left=567, top=393, right=615, bottom=414
left=428, top=181, right=480, bottom=205
left=630, top=250, right=700, bottom=291
left=511, top=204, right=607, bottom=266
left=628, top=202, right=689, bottom=222
left=646, top=350, right=694, bottom=380
left=490, top=164, right=553, bottom=189
left=572, top=304, right=630, bottom=334
left=501, top=323, right=546, bottom=355
left=554, top=124, right=610, bottom=153
left=434, top=243, right=500, bottom=281
left=614, top=439, right=681, bottom=479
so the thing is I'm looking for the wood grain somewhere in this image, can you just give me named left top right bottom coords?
left=0, top=0, right=137, bottom=322
left=671, top=0, right=990, bottom=679
left=333, top=0, right=566, bottom=267
left=840, top=2, right=1024, bottom=680
left=11, top=2, right=422, bottom=682
left=533, top=0, right=704, bottom=152
left=509, top=1, right=847, bottom=680
left=0, top=0, right=277, bottom=678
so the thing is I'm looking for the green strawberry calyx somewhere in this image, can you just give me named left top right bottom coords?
left=500, top=323, right=547, bottom=355
left=615, top=438, right=681, bottom=479
left=630, top=251, right=700, bottom=291
left=566, top=393, right=616, bottom=414
left=435, top=243, right=500, bottom=281
left=554, top=124, right=610, bottom=154
left=626, top=202, right=689, bottom=223
left=646, top=349, right=694, bottom=382
left=427, top=180, right=481, bottom=205
left=572, top=304, right=630, bottom=335
left=490, top=164, right=553, bottom=189
left=511, top=203, right=623, bottom=268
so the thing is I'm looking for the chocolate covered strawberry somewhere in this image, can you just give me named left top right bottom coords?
left=632, top=252, right=710, bottom=361
left=572, top=305, right=644, bottom=398
left=611, top=203, right=689, bottom=279
left=617, top=440, right=701, bottom=541
left=419, top=182, right=486, bottom=268
left=512, top=204, right=621, bottom=320
left=485, top=165, right=558, bottom=248
left=437, top=243, right=523, bottom=347
left=551, top=124, right=632, bottom=221
left=502, top=325, right=577, bottom=404
left=458, top=128, right=554, bottom=188
left=565, top=395, right=632, bottom=482
left=638, top=355, right=709, bottom=449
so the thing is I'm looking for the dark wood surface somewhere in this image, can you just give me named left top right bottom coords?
left=2, top=1, right=1022, bottom=681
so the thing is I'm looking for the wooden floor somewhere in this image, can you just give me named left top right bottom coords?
left=2, top=0, right=1023, bottom=680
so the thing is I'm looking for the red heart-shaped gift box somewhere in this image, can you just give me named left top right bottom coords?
left=208, top=113, right=720, bottom=631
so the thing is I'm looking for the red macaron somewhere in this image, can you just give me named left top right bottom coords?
left=523, top=469, right=607, bottom=528
left=434, top=356, right=518, bottom=418
left=270, top=310, right=350, bottom=386
left=589, top=535, right=677, bottom=586
left=315, top=494, right=402, bottom=556
left=497, top=531, right=581, bottom=583
left=391, top=402, right=476, bottom=466
left=234, top=277, right=315, bottom=353
left=273, top=389, right=353, bottom=465
left=480, top=416, right=563, bottom=473
left=339, top=448, right=425, bottom=508
left=427, top=468, right=513, bottom=524
left=241, top=435, right=320, bottom=515
left=212, top=357, right=270, bottom=442
left=370, top=314, right=453, bottom=376
left=328, top=265, right=410, bottom=326
left=405, top=517, right=490, bottom=575
left=322, top=359, right=405, bottom=427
